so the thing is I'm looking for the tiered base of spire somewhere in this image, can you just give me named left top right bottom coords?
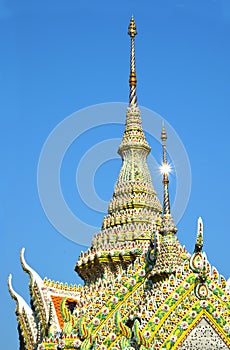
left=75, top=105, right=162, bottom=282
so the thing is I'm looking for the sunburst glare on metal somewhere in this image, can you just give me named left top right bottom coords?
left=159, top=162, right=172, bottom=175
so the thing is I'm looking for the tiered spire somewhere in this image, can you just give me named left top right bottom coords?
left=77, top=18, right=162, bottom=281
left=96, top=17, right=162, bottom=246
left=118, top=17, right=150, bottom=156
left=149, top=123, right=184, bottom=276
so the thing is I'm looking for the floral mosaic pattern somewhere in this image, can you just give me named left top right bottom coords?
left=177, top=318, right=229, bottom=350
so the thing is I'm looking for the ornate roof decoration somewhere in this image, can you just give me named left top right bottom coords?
left=8, top=274, right=37, bottom=349
left=9, top=245, right=230, bottom=349
left=128, top=16, right=138, bottom=107
left=20, top=248, right=51, bottom=333
left=20, top=247, right=44, bottom=286
left=77, top=17, right=162, bottom=283
left=9, top=17, right=230, bottom=350
left=146, top=123, right=184, bottom=278
left=159, top=121, right=177, bottom=236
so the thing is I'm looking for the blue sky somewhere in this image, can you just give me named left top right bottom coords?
left=1, top=1, right=230, bottom=348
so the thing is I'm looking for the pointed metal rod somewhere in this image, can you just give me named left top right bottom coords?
left=128, top=16, right=138, bottom=106
left=161, top=121, right=171, bottom=215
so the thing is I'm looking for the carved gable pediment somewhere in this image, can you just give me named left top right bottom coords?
left=178, top=317, right=229, bottom=350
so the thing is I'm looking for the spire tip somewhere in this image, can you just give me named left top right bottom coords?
left=161, top=120, right=167, bottom=143
left=128, top=16, right=137, bottom=37
left=128, top=17, right=138, bottom=106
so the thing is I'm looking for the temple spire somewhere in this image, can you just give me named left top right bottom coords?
left=161, top=121, right=171, bottom=215
left=159, top=122, right=177, bottom=236
left=128, top=16, right=138, bottom=106
left=86, top=17, right=162, bottom=259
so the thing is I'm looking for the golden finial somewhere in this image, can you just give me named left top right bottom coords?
left=128, top=16, right=137, bottom=38
left=128, top=16, right=138, bottom=106
left=161, top=121, right=167, bottom=142
left=161, top=121, right=167, bottom=164
left=194, top=217, right=203, bottom=252
left=160, top=121, right=171, bottom=215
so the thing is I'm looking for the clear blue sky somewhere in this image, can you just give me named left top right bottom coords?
left=1, top=1, right=230, bottom=348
